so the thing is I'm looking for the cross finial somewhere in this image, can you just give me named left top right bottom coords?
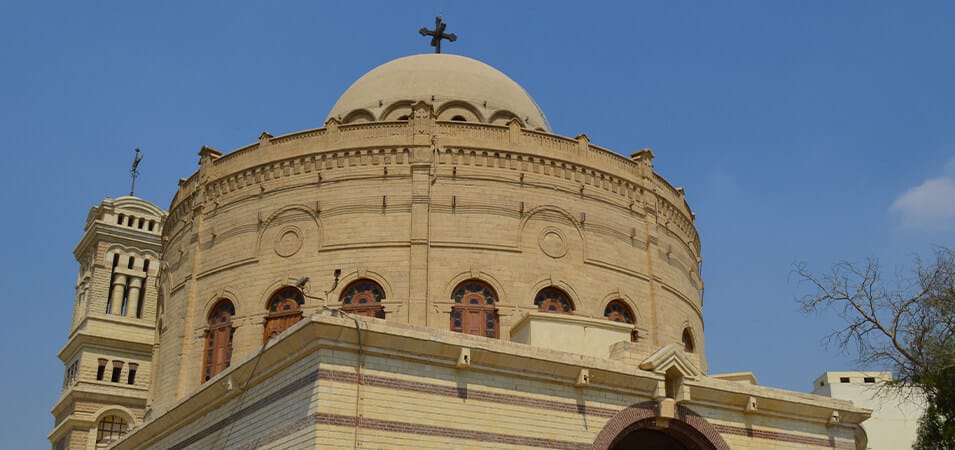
left=129, top=148, right=142, bottom=196
left=419, top=16, right=456, bottom=54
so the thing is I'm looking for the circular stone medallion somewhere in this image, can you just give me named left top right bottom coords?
left=538, top=227, right=568, bottom=258
left=274, top=227, right=303, bottom=257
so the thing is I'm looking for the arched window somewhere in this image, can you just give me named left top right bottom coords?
left=605, top=300, right=638, bottom=342
left=340, top=280, right=385, bottom=318
left=450, top=281, right=499, bottom=338
left=682, top=328, right=695, bottom=353
left=534, top=287, right=574, bottom=313
left=604, top=300, right=635, bottom=324
left=202, top=300, right=235, bottom=382
left=96, top=415, right=128, bottom=445
left=263, top=287, right=304, bottom=342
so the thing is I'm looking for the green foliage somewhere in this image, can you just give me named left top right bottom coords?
left=915, top=399, right=955, bottom=450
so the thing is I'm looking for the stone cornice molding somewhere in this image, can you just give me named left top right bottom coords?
left=639, top=344, right=704, bottom=378
left=165, top=120, right=699, bottom=254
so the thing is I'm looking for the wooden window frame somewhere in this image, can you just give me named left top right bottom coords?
left=202, top=300, right=235, bottom=383
left=534, top=287, right=575, bottom=314
left=263, top=287, right=305, bottom=342
left=340, top=280, right=386, bottom=319
left=450, top=281, right=499, bottom=339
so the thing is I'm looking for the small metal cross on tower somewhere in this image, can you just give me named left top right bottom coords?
left=129, top=148, right=142, bottom=196
left=419, top=16, right=456, bottom=53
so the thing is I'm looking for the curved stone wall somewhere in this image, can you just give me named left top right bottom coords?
left=152, top=103, right=704, bottom=412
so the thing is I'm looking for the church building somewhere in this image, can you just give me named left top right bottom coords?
left=50, top=24, right=870, bottom=449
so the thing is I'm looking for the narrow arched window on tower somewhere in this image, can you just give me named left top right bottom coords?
left=534, top=287, right=574, bottom=314
left=96, top=358, right=108, bottom=381
left=682, top=328, right=695, bottom=353
left=450, top=281, right=499, bottom=338
left=340, top=280, right=385, bottom=318
left=107, top=254, right=120, bottom=314
left=110, top=360, right=123, bottom=382
left=127, top=362, right=138, bottom=385
left=263, top=287, right=304, bottom=342
left=202, top=300, right=236, bottom=382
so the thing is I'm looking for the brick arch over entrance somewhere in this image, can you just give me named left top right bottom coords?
left=592, top=401, right=730, bottom=450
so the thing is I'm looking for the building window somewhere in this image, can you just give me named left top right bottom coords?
left=264, top=287, right=305, bottom=342
left=605, top=300, right=638, bottom=341
left=96, top=415, right=128, bottom=445
left=54, top=432, right=70, bottom=450
left=96, top=359, right=108, bottom=381
left=340, top=280, right=385, bottom=318
left=864, top=377, right=876, bottom=383
left=604, top=300, right=635, bottom=324
left=840, top=377, right=851, bottom=383
left=534, top=287, right=574, bottom=313
left=682, top=328, right=695, bottom=353
left=63, top=359, right=79, bottom=391
left=202, top=300, right=235, bottom=382
left=450, top=281, right=499, bottom=339
left=127, top=363, right=138, bottom=385
left=111, top=361, right=123, bottom=382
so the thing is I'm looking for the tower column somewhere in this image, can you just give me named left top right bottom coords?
left=127, top=277, right=143, bottom=318
left=109, top=274, right=128, bottom=315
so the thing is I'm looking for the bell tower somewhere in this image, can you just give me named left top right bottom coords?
left=49, top=196, right=166, bottom=450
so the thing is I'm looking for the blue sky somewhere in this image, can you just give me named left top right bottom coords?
left=2, top=2, right=954, bottom=448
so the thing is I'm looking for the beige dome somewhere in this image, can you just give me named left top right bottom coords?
left=327, top=54, right=550, bottom=131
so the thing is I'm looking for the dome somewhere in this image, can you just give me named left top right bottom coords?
left=327, top=54, right=550, bottom=131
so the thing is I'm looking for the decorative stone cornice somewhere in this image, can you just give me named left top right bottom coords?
left=638, top=344, right=704, bottom=378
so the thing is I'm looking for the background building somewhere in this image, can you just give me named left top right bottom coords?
left=814, top=371, right=925, bottom=450
left=50, top=53, right=871, bottom=449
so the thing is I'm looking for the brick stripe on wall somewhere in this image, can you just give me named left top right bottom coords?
left=321, top=368, right=619, bottom=418
left=166, top=365, right=857, bottom=450
left=713, top=424, right=855, bottom=450
left=168, top=370, right=319, bottom=450
left=236, top=411, right=591, bottom=450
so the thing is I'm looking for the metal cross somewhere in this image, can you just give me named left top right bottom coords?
left=129, top=148, right=142, bottom=196
left=419, top=16, right=456, bottom=53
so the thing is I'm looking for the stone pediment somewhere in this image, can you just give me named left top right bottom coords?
left=638, top=344, right=703, bottom=378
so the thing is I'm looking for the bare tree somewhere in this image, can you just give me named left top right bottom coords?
left=795, top=247, right=955, bottom=448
